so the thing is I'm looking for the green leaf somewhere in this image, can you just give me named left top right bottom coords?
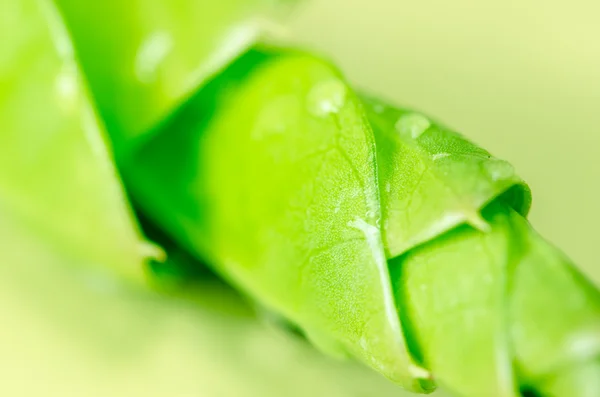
left=536, top=359, right=600, bottom=397
left=363, top=96, right=531, bottom=257
left=0, top=0, right=150, bottom=281
left=390, top=202, right=518, bottom=397
left=5, top=2, right=597, bottom=397
left=0, top=203, right=428, bottom=397
left=54, top=0, right=299, bottom=154
left=126, top=48, right=431, bottom=392
left=391, top=201, right=600, bottom=397
left=508, top=211, right=600, bottom=392
left=124, top=46, right=600, bottom=396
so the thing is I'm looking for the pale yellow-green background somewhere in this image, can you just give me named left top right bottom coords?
left=2, top=1, right=599, bottom=396
left=290, top=0, right=600, bottom=286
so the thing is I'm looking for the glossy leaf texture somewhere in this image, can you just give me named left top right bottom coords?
left=54, top=0, right=299, bottom=155
left=0, top=0, right=150, bottom=281
left=364, top=96, right=531, bottom=257
left=125, top=49, right=431, bottom=391
left=391, top=201, right=600, bottom=397
left=124, top=47, right=600, bottom=396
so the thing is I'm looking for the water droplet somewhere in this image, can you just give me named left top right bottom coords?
left=135, top=31, right=173, bottom=84
left=432, top=152, right=450, bottom=161
left=485, top=159, right=514, bottom=181
left=385, top=182, right=391, bottom=193
left=306, top=78, right=347, bottom=118
left=55, top=63, right=79, bottom=111
left=395, top=113, right=431, bottom=139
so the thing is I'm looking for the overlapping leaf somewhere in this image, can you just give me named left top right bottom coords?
left=0, top=0, right=149, bottom=280
left=55, top=0, right=299, bottom=154
left=122, top=48, right=600, bottom=396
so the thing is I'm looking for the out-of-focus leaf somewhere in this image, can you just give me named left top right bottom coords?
left=55, top=0, right=299, bottom=154
left=0, top=203, right=426, bottom=397
left=0, top=0, right=149, bottom=280
left=507, top=210, right=600, bottom=395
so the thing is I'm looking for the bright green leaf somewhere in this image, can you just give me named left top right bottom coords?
left=126, top=48, right=431, bottom=392
left=364, top=96, right=531, bottom=257
left=0, top=0, right=150, bottom=281
left=123, top=46, right=600, bottom=396
left=55, top=0, right=299, bottom=154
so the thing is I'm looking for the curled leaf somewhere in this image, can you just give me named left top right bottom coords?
left=0, top=0, right=150, bottom=281
left=124, top=47, right=600, bottom=396
left=55, top=0, right=300, bottom=154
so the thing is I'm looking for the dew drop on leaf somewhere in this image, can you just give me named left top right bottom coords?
left=55, top=63, right=79, bottom=111
left=395, top=113, right=431, bottom=139
left=306, top=78, right=347, bottom=117
left=135, top=31, right=173, bottom=84
left=484, top=159, right=515, bottom=181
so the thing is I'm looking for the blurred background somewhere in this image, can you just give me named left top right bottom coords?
left=2, top=0, right=599, bottom=396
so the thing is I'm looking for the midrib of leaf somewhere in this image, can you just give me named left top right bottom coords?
left=362, top=95, right=530, bottom=259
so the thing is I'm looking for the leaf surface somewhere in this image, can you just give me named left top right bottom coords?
left=55, top=0, right=299, bottom=153
left=0, top=0, right=148, bottom=280
left=126, top=49, right=431, bottom=391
